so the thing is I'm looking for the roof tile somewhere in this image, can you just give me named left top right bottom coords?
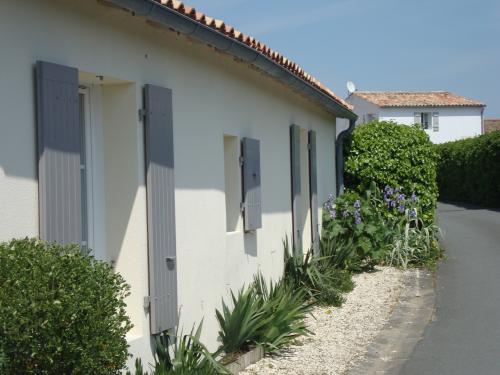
left=352, top=91, right=484, bottom=108
left=151, top=0, right=351, bottom=111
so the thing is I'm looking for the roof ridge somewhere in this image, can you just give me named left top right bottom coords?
left=154, top=0, right=351, bottom=111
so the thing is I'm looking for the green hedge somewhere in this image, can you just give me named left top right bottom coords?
left=0, top=238, right=132, bottom=375
left=344, top=121, right=438, bottom=223
left=435, top=131, right=500, bottom=207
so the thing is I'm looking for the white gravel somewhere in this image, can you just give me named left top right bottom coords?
left=240, top=267, right=405, bottom=375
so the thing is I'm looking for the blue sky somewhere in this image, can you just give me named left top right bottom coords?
left=186, top=0, right=500, bottom=117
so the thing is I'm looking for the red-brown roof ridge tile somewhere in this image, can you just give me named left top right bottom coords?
left=151, top=0, right=351, bottom=111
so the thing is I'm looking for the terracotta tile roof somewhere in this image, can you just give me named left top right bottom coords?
left=153, top=0, right=351, bottom=111
left=485, top=119, right=500, bottom=133
left=352, top=91, right=485, bottom=108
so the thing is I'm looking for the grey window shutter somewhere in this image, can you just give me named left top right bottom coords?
left=241, top=137, right=262, bottom=231
left=308, top=130, right=319, bottom=255
left=432, top=112, right=439, bottom=132
left=144, top=84, right=178, bottom=334
left=414, top=112, right=421, bottom=125
left=36, top=61, right=82, bottom=245
left=290, top=124, right=301, bottom=254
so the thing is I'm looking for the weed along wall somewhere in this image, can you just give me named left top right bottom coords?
left=0, top=0, right=339, bottom=366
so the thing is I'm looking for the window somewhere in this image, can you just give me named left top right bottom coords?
left=415, top=112, right=439, bottom=131
left=223, top=135, right=242, bottom=232
left=365, top=113, right=377, bottom=123
left=421, top=112, right=431, bottom=129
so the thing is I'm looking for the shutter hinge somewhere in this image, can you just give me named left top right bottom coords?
left=138, top=109, right=146, bottom=121
left=143, top=296, right=151, bottom=309
left=240, top=202, right=245, bottom=213
left=239, top=156, right=244, bottom=167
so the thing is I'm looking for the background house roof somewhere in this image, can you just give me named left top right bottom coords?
left=485, top=119, right=500, bottom=133
left=351, top=91, right=485, bottom=108
left=149, top=0, right=352, bottom=113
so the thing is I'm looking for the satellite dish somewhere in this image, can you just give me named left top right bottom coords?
left=347, top=81, right=357, bottom=95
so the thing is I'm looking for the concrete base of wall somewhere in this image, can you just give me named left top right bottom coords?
left=225, top=346, right=264, bottom=374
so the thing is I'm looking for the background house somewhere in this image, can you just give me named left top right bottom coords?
left=345, top=91, right=485, bottom=143
left=0, top=0, right=355, bottom=367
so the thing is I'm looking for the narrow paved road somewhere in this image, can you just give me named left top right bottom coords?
left=402, top=202, right=500, bottom=375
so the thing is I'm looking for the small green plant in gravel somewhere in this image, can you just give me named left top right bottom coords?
left=127, top=323, right=228, bottom=375
left=0, top=238, right=132, bottom=375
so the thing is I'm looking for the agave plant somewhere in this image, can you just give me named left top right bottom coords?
left=283, top=238, right=353, bottom=306
left=127, top=322, right=228, bottom=375
left=215, top=287, right=267, bottom=354
left=251, top=274, right=313, bottom=352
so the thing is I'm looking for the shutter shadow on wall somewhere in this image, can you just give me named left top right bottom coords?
left=241, top=137, right=262, bottom=231
left=144, top=84, right=178, bottom=334
left=36, top=61, right=82, bottom=245
left=290, top=124, right=301, bottom=254
left=308, top=130, right=319, bottom=255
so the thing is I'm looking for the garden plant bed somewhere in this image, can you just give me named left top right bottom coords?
left=225, top=346, right=264, bottom=374
left=240, top=267, right=405, bottom=375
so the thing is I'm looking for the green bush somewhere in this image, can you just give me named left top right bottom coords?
left=435, top=131, right=500, bottom=207
left=344, top=121, right=438, bottom=223
left=0, top=238, right=132, bottom=375
left=322, top=184, right=442, bottom=270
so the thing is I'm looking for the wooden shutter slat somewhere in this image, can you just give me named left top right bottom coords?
left=432, top=112, right=439, bottom=132
left=36, top=61, right=82, bottom=245
left=308, top=130, right=319, bottom=255
left=290, top=124, right=301, bottom=254
left=144, top=84, right=178, bottom=334
left=242, top=137, right=262, bottom=231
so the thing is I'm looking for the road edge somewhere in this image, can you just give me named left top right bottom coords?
left=347, top=268, right=436, bottom=375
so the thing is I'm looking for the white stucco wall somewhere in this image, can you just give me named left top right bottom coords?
left=0, top=0, right=341, bottom=367
left=379, top=106, right=483, bottom=144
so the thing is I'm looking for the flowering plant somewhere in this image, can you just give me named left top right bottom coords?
left=322, top=182, right=434, bottom=270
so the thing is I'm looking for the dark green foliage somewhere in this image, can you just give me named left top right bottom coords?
left=344, top=121, right=438, bottom=223
left=283, top=239, right=354, bottom=306
left=322, top=186, right=394, bottom=270
left=215, top=270, right=313, bottom=355
left=127, top=323, right=229, bottom=375
left=435, top=131, right=500, bottom=208
left=251, top=275, right=312, bottom=352
left=322, top=185, right=442, bottom=270
left=0, top=238, right=132, bottom=375
left=215, top=288, right=266, bottom=354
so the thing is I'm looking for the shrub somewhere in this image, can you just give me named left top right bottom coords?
left=322, top=185, right=441, bottom=270
left=283, top=239, right=353, bottom=305
left=127, top=323, right=229, bottom=375
left=435, top=131, right=500, bottom=207
left=215, top=271, right=312, bottom=355
left=344, top=121, right=438, bottom=223
left=0, top=238, right=132, bottom=375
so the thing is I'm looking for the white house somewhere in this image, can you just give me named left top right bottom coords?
left=0, top=0, right=356, bottom=367
left=346, top=91, right=485, bottom=143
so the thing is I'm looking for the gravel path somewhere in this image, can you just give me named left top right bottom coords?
left=240, top=267, right=405, bottom=375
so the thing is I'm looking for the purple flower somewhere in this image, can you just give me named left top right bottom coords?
left=354, top=200, right=361, bottom=209
left=398, top=204, right=405, bottom=213
left=390, top=200, right=396, bottom=208
left=396, top=193, right=406, bottom=202
left=411, top=192, right=417, bottom=202
left=410, top=208, right=417, bottom=218
left=383, top=194, right=391, bottom=203
left=330, top=209, right=337, bottom=219
left=354, top=210, right=362, bottom=225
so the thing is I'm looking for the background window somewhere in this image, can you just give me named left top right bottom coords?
left=421, top=112, right=431, bottom=129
